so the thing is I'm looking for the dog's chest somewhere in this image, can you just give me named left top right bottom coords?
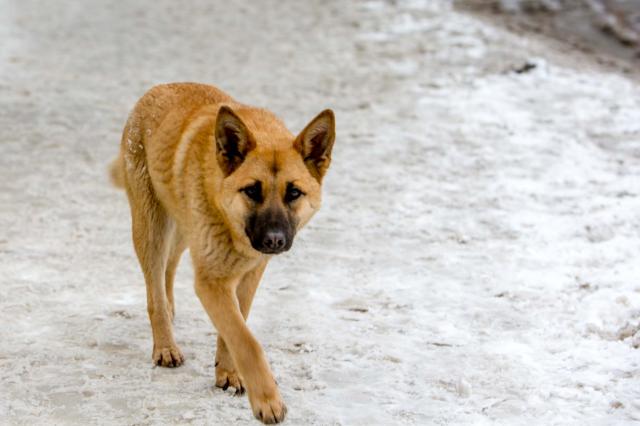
left=191, top=219, right=260, bottom=277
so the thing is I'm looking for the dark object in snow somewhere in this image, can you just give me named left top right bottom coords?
left=513, top=61, right=537, bottom=73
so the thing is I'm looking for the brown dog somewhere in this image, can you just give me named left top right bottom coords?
left=109, top=83, right=335, bottom=424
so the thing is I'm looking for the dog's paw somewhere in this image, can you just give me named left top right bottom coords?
left=152, top=344, right=184, bottom=367
left=249, top=389, right=287, bottom=424
left=215, top=362, right=245, bottom=395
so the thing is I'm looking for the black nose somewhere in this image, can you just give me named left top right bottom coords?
left=262, top=230, right=286, bottom=253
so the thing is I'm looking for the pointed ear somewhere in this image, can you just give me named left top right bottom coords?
left=294, top=109, right=335, bottom=182
left=215, top=106, right=256, bottom=176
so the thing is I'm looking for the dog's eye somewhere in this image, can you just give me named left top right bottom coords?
left=241, top=182, right=262, bottom=202
left=285, top=184, right=304, bottom=203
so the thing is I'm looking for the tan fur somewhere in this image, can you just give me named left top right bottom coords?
left=109, top=156, right=125, bottom=188
left=111, top=83, right=335, bottom=424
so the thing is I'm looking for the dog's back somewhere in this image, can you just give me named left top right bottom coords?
left=110, top=83, right=233, bottom=191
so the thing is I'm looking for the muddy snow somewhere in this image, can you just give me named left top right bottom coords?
left=1, top=0, right=640, bottom=424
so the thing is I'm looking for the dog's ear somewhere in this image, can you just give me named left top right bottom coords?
left=294, top=109, right=335, bottom=182
left=215, top=106, right=256, bottom=176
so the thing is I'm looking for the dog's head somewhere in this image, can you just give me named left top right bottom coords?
left=212, top=105, right=335, bottom=256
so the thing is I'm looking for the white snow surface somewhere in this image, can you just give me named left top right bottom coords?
left=1, top=0, right=640, bottom=424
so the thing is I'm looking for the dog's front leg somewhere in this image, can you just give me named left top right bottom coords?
left=215, top=261, right=268, bottom=395
left=195, top=275, right=286, bottom=424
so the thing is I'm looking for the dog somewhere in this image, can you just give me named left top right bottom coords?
left=109, top=83, right=335, bottom=424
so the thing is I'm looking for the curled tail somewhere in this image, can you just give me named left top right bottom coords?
left=109, top=153, right=125, bottom=188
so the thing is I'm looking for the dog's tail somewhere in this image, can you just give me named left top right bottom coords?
left=109, top=153, right=125, bottom=189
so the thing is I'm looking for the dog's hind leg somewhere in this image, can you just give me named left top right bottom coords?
left=124, top=143, right=184, bottom=367
left=165, top=233, right=186, bottom=322
left=130, top=198, right=184, bottom=367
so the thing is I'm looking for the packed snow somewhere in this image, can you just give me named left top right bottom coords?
left=1, top=0, right=639, bottom=424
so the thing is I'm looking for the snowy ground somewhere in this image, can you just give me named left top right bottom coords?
left=459, top=0, right=640, bottom=66
left=2, top=0, right=640, bottom=424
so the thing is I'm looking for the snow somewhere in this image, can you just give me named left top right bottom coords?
left=1, top=0, right=640, bottom=424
